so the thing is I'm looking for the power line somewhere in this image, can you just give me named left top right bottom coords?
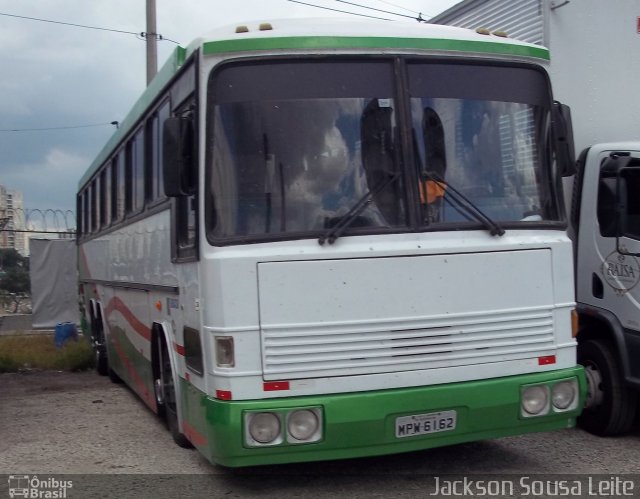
left=335, top=0, right=426, bottom=21
left=0, top=122, right=119, bottom=133
left=372, top=0, right=429, bottom=17
left=0, top=11, right=179, bottom=44
left=286, top=0, right=393, bottom=21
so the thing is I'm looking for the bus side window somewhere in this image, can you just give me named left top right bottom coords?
left=133, top=127, right=145, bottom=211
left=148, top=100, right=170, bottom=203
left=177, top=196, right=197, bottom=253
left=90, top=180, right=98, bottom=232
left=184, top=327, right=204, bottom=375
left=116, top=150, right=126, bottom=220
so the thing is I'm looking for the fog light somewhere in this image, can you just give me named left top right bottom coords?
left=215, top=336, right=235, bottom=367
left=552, top=380, right=577, bottom=410
left=522, top=385, right=549, bottom=416
left=288, top=409, right=319, bottom=441
left=248, top=412, right=280, bottom=444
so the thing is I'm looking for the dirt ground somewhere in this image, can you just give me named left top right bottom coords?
left=2, top=370, right=640, bottom=498
left=0, top=370, right=212, bottom=474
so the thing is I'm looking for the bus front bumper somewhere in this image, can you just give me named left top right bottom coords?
left=186, top=366, right=585, bottom=467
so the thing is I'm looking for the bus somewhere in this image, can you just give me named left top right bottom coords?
left=77, top=17, right=585, bottom=467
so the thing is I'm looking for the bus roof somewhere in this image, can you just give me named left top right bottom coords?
left=192, top=17, right=549, bottom=60
left=79, top=17, right=548, bottom=189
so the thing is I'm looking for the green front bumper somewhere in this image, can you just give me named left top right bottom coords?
left=186, top=366, right=585, bottom=467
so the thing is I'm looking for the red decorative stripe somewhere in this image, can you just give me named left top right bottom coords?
left=183, top=420, right=208, bottom=447
left=104, top=296, right=151, bottom=341
left=174, top=342, right=185, bottom=356
left=111, top=335, right=157, bottom=412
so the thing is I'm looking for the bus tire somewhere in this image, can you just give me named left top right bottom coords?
left=159, top=339, right=192, bottom=449
left=108, top=366, right=122, bottom=384
left=577, top=338, right=637, bottom=436
left=95, top=346, right=108, bottom=376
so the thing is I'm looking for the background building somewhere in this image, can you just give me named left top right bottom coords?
left=0, top=184, right=27, bottom=256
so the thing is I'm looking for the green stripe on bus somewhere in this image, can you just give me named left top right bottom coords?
left=202, top=36, right=550, bottom=60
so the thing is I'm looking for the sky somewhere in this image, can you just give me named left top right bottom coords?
left=0, top=0, right=460, bottom=228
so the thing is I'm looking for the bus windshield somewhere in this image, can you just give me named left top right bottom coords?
left=206, top=59, right=559, bottom=242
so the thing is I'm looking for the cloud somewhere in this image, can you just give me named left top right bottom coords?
left=1, top=146, right=92, bottom=211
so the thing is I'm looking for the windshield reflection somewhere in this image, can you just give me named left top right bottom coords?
left=413, top=98, right=549, bottom=224
left=210, top=98, right=405, bottom=238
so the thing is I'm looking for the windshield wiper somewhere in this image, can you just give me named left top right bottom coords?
left=422, top=170, right=505, bottom=237
left=318, top=173, right=399, bottom=246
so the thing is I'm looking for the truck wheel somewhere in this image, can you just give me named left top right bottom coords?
left=158, top=340, right=192, bottom=449
left=577, top=339, right=637, bottom=435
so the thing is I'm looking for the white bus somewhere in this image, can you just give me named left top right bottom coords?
left=77, top=18, right=585, bottom=467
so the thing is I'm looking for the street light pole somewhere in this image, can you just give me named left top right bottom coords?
left=146, top=0, right=158, bottom=85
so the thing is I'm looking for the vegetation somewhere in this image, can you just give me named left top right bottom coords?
left=0, top=334, right=93, bottom=372
left=0, top=248, right=31, bottom=313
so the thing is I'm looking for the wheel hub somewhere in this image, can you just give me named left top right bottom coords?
left=584, top=364, right=604, bottom=409
left=154, top=378, right=165, bottom=405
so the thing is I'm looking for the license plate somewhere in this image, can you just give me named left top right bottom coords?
left=395, top=410, right=457, bottom=438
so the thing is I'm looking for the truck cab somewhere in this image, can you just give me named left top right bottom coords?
left=571, top=143, right=640, bottom=434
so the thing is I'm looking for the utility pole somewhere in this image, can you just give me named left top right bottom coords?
left=146, top=0, right=158, bottom=85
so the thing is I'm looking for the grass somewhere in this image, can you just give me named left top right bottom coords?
left=0, top=334, right=94, bottom=372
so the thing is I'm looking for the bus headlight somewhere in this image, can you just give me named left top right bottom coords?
left=521, top=385, right=549, bottom=416
left=552, top=380, right=577, bottom=411
left=247, top=412, right=281, bottom=445
left=287, top=409, right=320, bottom=442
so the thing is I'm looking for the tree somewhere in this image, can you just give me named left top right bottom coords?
left=0, top=248, right=30, bottom=313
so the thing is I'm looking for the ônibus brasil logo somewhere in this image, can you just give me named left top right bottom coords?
left=7, top=476, right=72, bottom=499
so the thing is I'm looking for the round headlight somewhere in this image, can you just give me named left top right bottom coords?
left=552, top=381, right=576, bottom=410
left=522, top=385, right=548, bottom=415
left=249, top=412, right=280, bottom=444
left=288, top=410, right=319, bottom=441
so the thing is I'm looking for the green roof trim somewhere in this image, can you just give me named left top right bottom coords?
left=79, top=46, right=187, bottom=188
left=202, top=36, right=550, bottom=60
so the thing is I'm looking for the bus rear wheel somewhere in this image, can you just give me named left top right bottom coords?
left=95, top=345, right=108, bottom=376
left=577, top=338, right=637, bottom=436
left=158, top=339, right=192, bottom=449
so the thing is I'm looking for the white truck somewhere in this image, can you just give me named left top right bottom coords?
left=433, top=0, right=640, bottom=435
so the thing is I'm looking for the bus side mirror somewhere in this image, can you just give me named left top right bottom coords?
left=163, top=116, right=196, bottom=197
left=553, top=102, right=576, bottom=177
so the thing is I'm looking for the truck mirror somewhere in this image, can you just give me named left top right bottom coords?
left=163, top=116, right=196, bottom=197
left=553, top=102, right=576, bottom=177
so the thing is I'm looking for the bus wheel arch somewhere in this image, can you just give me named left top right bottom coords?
left=151, top=323, right=192, bottom=448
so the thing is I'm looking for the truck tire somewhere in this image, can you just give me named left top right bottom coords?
left=577, top=339, right=637, bottom=435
